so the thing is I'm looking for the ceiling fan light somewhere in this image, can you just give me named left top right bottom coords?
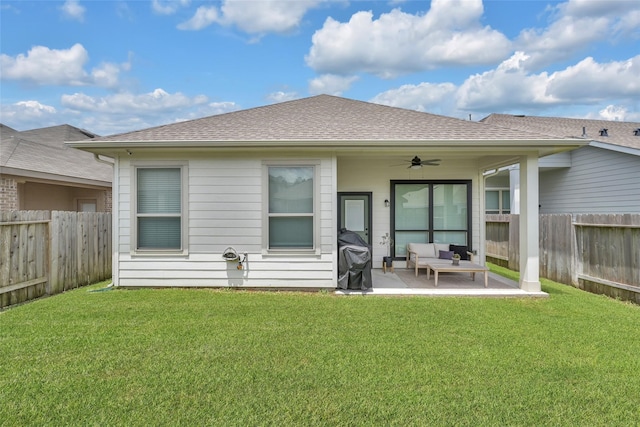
left=410, top=164, right=422, bottom=170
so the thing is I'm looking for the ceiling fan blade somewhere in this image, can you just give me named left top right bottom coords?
left=391, top=157, right=441, bottom=167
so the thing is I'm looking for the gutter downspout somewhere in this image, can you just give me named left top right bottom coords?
left=94, top=153, right=115, bottom=166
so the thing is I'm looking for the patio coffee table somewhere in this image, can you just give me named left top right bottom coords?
left=426, top=261, right=489, bottom=287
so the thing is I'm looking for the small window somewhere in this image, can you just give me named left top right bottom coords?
left=77, top=199, right=97, bottom=212
left=486, top=189, right=510, bottom=214
left=266, top=165, right=316, bottom=251
left=134, top=166, right=186, bottom=252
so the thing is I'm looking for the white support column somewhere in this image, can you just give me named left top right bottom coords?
left=478, top=169, right=486, bottom=264
left=509, top=166, right=520, bottom=215
left=519, top=154, right=540, bottom=291
left=112, top=155, right=120, bottom=286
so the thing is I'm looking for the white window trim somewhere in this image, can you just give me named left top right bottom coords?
left=131, top=161, right=189, bottom=256
left=262, top=160, right=321, bottom=256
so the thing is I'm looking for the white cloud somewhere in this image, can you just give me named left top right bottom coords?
left=267, top=91, right=299, bottom=103
left=1, top=44, right=89, bottom=85
left=178, top=0, right=322, bottom=34
left=369, top=82, right=457, bottom=114
left=1, top=90, right=239, bottom=136
left=61, top=89, right=208, bottom=114
left=613, top=9, right=640, bottom=37
left=306, top=1, right=511, bottom=78
left=457, top=52, right=553, bottom=111
left=546, top=55, right=640, bottom=102
left=218, top=0, right=320, bottom=34
left=562, top=0, right=640, bottom=19
left=516, top=16, right=610, bottom=69
left=516, top=0, right=640, bottom=69
left=174, top=101, right=240, bottom=122
left=454, top=53, right=639, bottom=114
left=0, top=44, right=125, bottom=88
left=0, top=100, right=58, bottom=130
left=177, top=5, right=219, bottom=30
left=152, top=0, right=190, bottom=15
left=593, top=105, right=633, bottom=122
left=60, top=0, right=85, bottom=22
left=62, top=93, right=238, bottom=135
left=308, top=74, right=359, bottom=95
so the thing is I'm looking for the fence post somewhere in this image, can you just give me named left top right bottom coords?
left=508, top=215, right=520, bottom=271
left=49, top=211, right=59, bottom=295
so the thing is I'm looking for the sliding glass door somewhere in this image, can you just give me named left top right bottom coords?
left=391, top=180, right=471, bottom=258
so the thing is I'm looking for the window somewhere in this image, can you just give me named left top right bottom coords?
left=77, top=199, right=97, bottom=212
left=266, top=165, right=316, bottom=251
left=392, top=180, right=471, bottom=258
left=486, top=189, right=510, bottom=214
left=134, top=165, right=186, bottom=252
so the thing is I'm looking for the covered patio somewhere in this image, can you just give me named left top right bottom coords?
left=336, top=268, right=549, bottom=297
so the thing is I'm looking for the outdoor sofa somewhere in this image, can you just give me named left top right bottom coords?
left=406, top=243, right=474, bottom=276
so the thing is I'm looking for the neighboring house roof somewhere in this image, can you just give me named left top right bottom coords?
left=481, top=114, right=640, bottom=152
left=0, top=124, right=18, bottom=138
left=89, top=95, right=570, bottom=143
left=0, top=124, right=112, bottom=185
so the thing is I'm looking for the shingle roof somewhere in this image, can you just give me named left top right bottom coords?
left=0, top=124, right=18, bottom=138
left=481, top=114, right=640, bottom=151
left=95, top=95, right=564, bottom=143
left=1, top=124, right=111, bottom=184
left=17, top=124, right=98, bottom=145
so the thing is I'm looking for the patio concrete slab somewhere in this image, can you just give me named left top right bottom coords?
left=335, top=268, right=548, bottom=298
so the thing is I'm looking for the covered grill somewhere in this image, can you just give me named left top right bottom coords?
left=337, top=228, right=372, bottom=290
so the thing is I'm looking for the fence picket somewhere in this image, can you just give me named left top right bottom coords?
left=486, top=213, right=640, bottom=304
left=1, top=211, right=111, bottom=309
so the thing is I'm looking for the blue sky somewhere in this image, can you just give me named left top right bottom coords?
left=1, top=0, right=639, bottom=136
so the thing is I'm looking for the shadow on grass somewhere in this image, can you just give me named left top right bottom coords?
left=488, top=262, right=577, bottom=297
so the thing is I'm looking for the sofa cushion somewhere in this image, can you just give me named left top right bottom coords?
left=449, top=244, right=470, bottom=261
left=407, top=243, right=436, bottom=258
left=439, top=250, right=454, bottom=260
left=434, top=243, right=450, bottom=255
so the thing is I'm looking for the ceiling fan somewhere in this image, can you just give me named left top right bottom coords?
left=398, top=156, right=441, bottom=169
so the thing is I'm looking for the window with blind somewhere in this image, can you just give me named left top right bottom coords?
left=266, top=165, right=316, bottom=251
left=135, top=166, right=185, bottom=251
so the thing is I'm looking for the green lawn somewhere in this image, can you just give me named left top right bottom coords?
left=1, top=269, right=639, bottom=426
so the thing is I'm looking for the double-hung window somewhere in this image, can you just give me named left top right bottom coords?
left=265, top=164, right=317, bottom=252
left=134, top=165, right=187, bottom=253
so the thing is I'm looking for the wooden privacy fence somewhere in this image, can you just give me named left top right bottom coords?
left=486, top=214, right=640, bottom=303
left=0, top=211, right=112, bottom=309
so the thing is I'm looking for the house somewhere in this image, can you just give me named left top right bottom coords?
left=481, top=115, right=640, bottom=214
left=68, top=95, right=587, bottom=291
left=1, top=124, right=112, bottom=212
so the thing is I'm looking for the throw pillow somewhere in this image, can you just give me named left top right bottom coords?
left=449, top=245, right=470, bottom=261
left=439, top=250, right=454, bottom=260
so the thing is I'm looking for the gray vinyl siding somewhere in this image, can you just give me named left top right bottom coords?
left=117, top=154, right=336, bottom=288
left=539, top=146, right=640, bottom=214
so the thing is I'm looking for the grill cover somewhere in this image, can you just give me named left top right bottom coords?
left=337, top=229, right=372, bottom=290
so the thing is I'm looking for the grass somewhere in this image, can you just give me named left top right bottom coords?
left=1, top=270, right=640, bottom=426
